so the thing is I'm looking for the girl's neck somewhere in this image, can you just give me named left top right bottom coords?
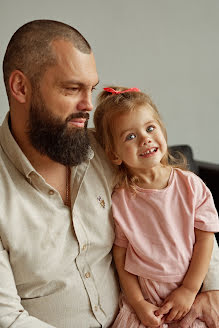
left=133, top=165, right=172, bottom=190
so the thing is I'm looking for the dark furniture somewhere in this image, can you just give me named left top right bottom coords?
left=169, top=145, right=219, bottom=244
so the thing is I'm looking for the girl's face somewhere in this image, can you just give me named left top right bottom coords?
left=112, top=105, right=167, bottom=173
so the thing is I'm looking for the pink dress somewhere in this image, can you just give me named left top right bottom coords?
left=111, top=169, right=219, bottom=328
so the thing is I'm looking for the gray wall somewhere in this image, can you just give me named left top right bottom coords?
left=0, top=0, right=219, bottom=163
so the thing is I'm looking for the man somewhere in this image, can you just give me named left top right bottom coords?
left=0, top=20, right=218, bottom=328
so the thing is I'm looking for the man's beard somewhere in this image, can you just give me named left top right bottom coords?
left=27, top=94, right=91, bottom=166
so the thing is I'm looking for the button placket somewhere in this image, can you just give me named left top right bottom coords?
left=72, top=190, right=106, bottom=325
left=94, top=305, right=98, bottom=312
left=76, top=248, right=106, bottom=323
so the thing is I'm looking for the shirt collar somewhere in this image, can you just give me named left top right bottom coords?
left=0, top=112, right=36, bottom=178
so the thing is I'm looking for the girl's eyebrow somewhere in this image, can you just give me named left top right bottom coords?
left=119, top=120, right=156, bottom=138
left=119, top=128, right=132, bottom=139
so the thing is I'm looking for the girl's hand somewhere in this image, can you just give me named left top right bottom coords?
left=133, top=299, right=164, bottom=327
left=155, top=285, right=197, bottom=322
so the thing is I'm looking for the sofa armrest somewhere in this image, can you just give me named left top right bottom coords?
left=195, top=160, right=219, bottom=214
left=196, top=160, right=219, bottom=244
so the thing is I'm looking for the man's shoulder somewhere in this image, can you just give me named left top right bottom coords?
left=88, top=129, right=113, bottom=168
left=0, top=143, right=8, bottom=174
left=88, top=128, right=116, bottom=187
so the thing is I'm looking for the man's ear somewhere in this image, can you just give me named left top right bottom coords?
left=9, top=70, right=30, bottom=104
left=107, top=151, right=122, bottom=166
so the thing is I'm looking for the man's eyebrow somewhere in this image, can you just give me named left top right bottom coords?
left=60, top=80, right=99, bottom=87
left=93, top=81, right=99, bottom=87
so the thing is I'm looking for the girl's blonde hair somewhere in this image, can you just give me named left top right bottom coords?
left=94, top=86, right=187, bottom=191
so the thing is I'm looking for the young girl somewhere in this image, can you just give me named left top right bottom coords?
left=94, top=86, right=219, bottom=328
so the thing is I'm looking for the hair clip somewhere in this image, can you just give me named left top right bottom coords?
left=103, top=87, right=140, bottom=94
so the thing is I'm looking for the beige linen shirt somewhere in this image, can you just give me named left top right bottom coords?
left=0, top=113, right=218, bottom=328
left=0, top=114, right=119, bottom=328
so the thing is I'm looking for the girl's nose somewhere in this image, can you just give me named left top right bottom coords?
left=140, top=134, right=152, bottom=146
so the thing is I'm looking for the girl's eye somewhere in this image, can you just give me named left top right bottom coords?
left=125, top=133, right=136, bottom=141
left=146, top=126, right=154, bottom=133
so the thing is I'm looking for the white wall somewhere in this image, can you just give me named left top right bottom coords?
left=0, top=0, right=219, bottom=163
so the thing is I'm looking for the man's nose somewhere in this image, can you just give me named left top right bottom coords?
left=77, top=91, right=93, bottom=112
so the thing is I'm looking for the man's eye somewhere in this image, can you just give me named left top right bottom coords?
left=146, top=126, right=154, bottom=132
left=66, top=87, right=78, bottom=92
left=125, top=133, right=136, bottom=141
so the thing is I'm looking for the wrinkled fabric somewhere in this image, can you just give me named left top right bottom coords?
left=113, top=169, right=219, bottom=282
left=111, top=279, right=207, bottom=328
left=0, top=113, right=119, bottom=327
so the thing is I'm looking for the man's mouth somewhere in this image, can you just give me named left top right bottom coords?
left=66, top=112, right=90, bottom=128
left=139, top=147, right=158, bottom=156
left=68, top=118, right=87, bottom=128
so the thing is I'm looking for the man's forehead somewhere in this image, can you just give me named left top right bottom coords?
left=51, top=39, right=93, bottom=65
left=46, top=40, right=98, bottom=85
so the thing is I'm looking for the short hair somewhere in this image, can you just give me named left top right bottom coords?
left=3, top=19, right=92, bottom=101
left=94, top=86, right=187, bottom=192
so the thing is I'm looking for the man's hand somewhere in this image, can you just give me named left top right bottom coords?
left=178, top=291, right=219, bottom=328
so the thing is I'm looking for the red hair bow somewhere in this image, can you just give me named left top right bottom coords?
left=103, top=87, right=140, bottom=94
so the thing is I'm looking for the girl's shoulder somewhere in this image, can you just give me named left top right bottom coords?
left=112, top=186, right=131, bottom=203
left=173, top=167, right=201, bottom=181
left=173, top=167, right=209, bottom=193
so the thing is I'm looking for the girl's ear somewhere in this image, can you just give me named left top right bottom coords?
left=107, top=151, right=122, bottom=166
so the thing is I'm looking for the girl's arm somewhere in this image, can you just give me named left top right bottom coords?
left=156, top=229, right=214, bottom=322
left=113, top=245, right=144, bottom=306
left=182, top=229, right=214, bottom=292
left=113, top=245, right=164, bottom=326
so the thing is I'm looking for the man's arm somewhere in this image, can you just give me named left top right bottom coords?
left=202, top=236, right=219, bottom=291
left=0, top=239, right=55, bottom=328
left=179, top=291, right=219, bottom=328
left=179, top=236, right=219, bottom=328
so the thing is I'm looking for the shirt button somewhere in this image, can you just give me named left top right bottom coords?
left=82, top=245, right=87, bottom=251
left=85, top=272, right=90, bottom=278
left=94, top=305, right=98, bottom=312
left=48, top=190, right=55, bottom=195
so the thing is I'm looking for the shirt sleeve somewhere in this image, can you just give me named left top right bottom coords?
left=194, top=180, right=219, bottom=232
left=202, top=236, right=219, bottom=291
left=0, top=239, right=55, bottom=328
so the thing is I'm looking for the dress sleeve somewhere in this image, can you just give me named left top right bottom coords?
left=112, top=190, right=129, bottom=248
left=194, top=180, right=219, bottom=232
left=113, top=220, right=129, bottom=248
left=0, top=238, right=55, bottom=328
